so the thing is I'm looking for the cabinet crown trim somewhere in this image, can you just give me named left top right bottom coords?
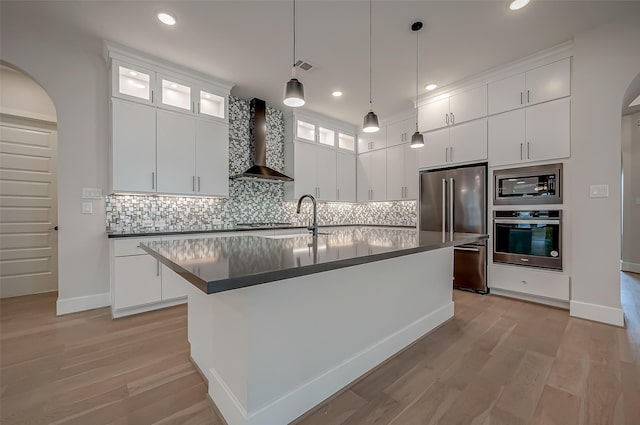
left=104, top=40, right=235, bottom=93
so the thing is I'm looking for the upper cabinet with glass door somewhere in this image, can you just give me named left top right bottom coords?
left=286, top=111, right=356, bottom=152
left=159, top=76, right=192, bottom=113
left=112, top=60, right=156, bottom=105
left=157, top=76, right=227, bottom=122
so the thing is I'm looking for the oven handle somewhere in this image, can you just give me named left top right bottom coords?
left=454, top=246, right=480, bottom=252
left=493, top=219, right=560, bottom=225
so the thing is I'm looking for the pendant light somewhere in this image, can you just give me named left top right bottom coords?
left=410, top=21, right=425, bottom=149
left=283, top=0, right=305, bottom=107
left=362, top=0, right=379, bottom=133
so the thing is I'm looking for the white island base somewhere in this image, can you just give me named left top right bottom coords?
left=184, top=246, right=454, bottom=425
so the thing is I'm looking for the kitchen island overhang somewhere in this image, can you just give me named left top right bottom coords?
left=140, top=227, right=487, bottom=425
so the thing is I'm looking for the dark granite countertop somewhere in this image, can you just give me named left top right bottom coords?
left=139, top=227, right=488, bottom=294
left=106, top=224, right=415, bottom=238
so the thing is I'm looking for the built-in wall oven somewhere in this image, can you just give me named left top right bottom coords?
left=493, top=210, right=562, bottom=270
left=494, top=163, right=562, bottom=205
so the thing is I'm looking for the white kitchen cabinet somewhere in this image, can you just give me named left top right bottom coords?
left=488, top=98, right=570, bottom=166
left=489, top=264, right=569, bottom=302
left=338, top=132, right=356, bottom=152
left=386, top=144, right=419, bottom=200
left=418, top=86, right=487, bottom=132
left=197, top=88, right=226, bottom=121
left=195, top=119, right=229, bottom=197
left=156, top=110, right=229, bottom=196
left=336, top=152, right=356, bottom=202
left=358, top=127, right=387, bottom=153
left=488, top=58, right=570, bottom=115
left=111, top=60, right=156, bottom=105
left=386, top=117, right=415, bottom=147
left=157, top=74, right=228, bottom=122
left=357, top=150, right=386, bottom=201
left=318, top=126, right=336, bottom=147
left=111, top=99, right=157, bottom=193
left=159, top=75, right=193, bottom=113
left=113, top=255, right=162, bottom=310
left=418, top=119, right=487, bottom=169
left=157, top=110, right=196, bottom=194
left=286, top=142, right=337, bottom=201
left=296, top=119, right=316, bottom=143
left=161, top=265, right=189, bottom=300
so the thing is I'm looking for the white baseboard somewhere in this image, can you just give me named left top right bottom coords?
left=111, top=297, right=187, bottom=318
left=621, top=261, right=640, bottom=274
left=490, top=288, right=569, bottom=309
left=56, top=292, right=111, bottom=315
left=208, top=301, right=454, bottom=425
left=570, top=300, right=625, bottom=327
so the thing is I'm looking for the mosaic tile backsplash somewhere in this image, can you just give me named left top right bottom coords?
left=106, top=96, right=417, bottom=231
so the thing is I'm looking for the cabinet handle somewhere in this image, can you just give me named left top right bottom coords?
left=527, top=90, right=530, bottom=103
left=337, top=188, right=339, bottom=200
left=450, top=112, right=455, bottom=125
left=450, top=147, right=454, bottom=162
left=520, top=143, right=523, bottom=161
left=445, top=146, right=449, bottom=162
left=527, top=142, right=530, bottom=159
left=198, top=176, right=201, bottom=192
left=151, top=90, right=154, bottom=103
left=197, top=102, right=201, bottom=114
left=318, top=187, right=320, bottom=198
left=445, top=113, right=449, bottom=126
left=152, top=172, right=155, bottom=189
left=520, top=92, right=523, bottom=105
left=192, top=176, right=196, bottom=191
left=192, top=101, right=195, bottom=113
left=157, top=260, right=160, bottom=276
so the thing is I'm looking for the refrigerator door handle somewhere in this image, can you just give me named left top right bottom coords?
left=449, top=177, right=454, bottom=242
left=442, top=179, right=447, bottom=242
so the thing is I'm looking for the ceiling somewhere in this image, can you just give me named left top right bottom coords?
left=2, top=1, right=640, bottom=127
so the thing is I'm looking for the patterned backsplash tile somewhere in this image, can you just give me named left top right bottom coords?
left=106, top=96, right=417, bottom=232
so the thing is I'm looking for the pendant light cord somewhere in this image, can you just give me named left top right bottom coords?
left=292, top=0, right=296, bottom=76
left=415, top=28, right=419, bottom=128
left=369, top=0, right=372, bottom=108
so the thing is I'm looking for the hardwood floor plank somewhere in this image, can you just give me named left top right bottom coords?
left=531, top=385, right=581, bottom=425
left=293, top=390, right=367, bottom=425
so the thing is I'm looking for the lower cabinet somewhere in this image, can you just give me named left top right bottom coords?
left=113, top=255, right=162, bottom=310
left=489, top=264, right=570, bottom=302
left=161, top=265, right=189, bottom=300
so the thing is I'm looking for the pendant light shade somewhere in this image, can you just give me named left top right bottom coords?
left=363, top=110, right=379, bottom=133
left=362, top=0, right=379, bottom=133
left=283, top=0, right=305, bottom=107
left=410, top=20, right=424, bottom=149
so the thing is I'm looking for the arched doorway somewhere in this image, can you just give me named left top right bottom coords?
left=0, top=61, right=59, bottom=298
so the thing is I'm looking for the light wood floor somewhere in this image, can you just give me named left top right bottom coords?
left=2, top=273, right=639, bottom=425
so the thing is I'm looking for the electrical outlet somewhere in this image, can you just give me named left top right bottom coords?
left=81, top=202, right=93, bottom=214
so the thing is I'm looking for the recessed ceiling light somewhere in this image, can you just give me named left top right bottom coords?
left=170, top=83, right=178, bottom=89
left=509, top=0, right=530, bottom=11
left=425, top=83, right=437, bottom=91
left=204, top=93, right=211, bottom=99
left=332, top=91, right=343, bottom=97
left=129, top=71, right=137, bottom=76
left=135, top=83, right=145, bottom=89
left=157, top=12, right=176, bottom=26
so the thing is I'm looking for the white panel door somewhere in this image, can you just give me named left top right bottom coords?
left=195, top=119, right=229, bottom=196
left=404, top=145, right=419, bottom=200
left=0, top=120, right=57, bottom=298
left=418, top=128, right=449, bottom=169
left=449, top=119, right=488, bottom=164
left=449, top=85, right=487, bottom=125
left=488, top=73, right=526, bottom=115
left=356, top=153, right=372, bottom=202
left=294, top=142, right=317, bottom=198
left=525, top=58, right=571, bottom=106
left=157, top=110, right=196, bottom=194
left=488, top=109, right=526, bottom=166
left=316, top=147, right=337, bottom=201
left=525, top=98, right=571, bottom=162
left=336, top=152, right=356, bottom=202
left=385, top=144, right=405, bottom=201
left=386, top=118, right=414, bottom=147
left=419, top=97, right=450, bottom=132
left=161, top=265, right=188, bottom=300
left=114, top=255, right=162, bottom=309
left=370, top=149, right=387, bottom=201
left=111, top=99, right=157, bottom=193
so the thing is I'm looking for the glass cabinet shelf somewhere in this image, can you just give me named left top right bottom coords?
left=118, top=66, right=151, bottom=101
left=199, top=91, right=225, bottom=119
left=161, top=79, right=191, bottom=111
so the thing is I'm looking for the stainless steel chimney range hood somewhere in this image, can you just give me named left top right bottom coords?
left=231, top=98, right=293, bottom=183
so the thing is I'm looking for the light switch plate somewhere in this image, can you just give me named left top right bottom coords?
left=142, top=219, right=154, bottom=227
left=81, top=202, right=93, bottom=214
left=82, top=187, right=102, bottom=199
left=590, top=184, right=609, bottom=198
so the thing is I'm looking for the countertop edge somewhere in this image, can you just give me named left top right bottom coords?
left=139, top=234, right=488, bottom=295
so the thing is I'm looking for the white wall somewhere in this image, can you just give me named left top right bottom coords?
left=0, top=64, right=57, bottom=122
left=0, top=6, right=110, bottom=312
left=622, top=112, right=640, bottom=272
left=570, top=14, right=640, bottom=326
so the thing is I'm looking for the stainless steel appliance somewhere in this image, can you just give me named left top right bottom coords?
left=493, top=210, right=562, bottom=270
left=420, top=164, right=488, bottom=293
left=493, top=163, right=562, bottom=205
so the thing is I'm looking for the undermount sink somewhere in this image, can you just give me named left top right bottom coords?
left=260, top=232, right=331, bottom=239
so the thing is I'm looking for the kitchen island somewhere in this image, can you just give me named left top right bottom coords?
left=141, top=227, right=487, bottom=425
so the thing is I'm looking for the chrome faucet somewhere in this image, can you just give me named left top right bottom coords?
left=296, top=194, right=318, bottom=237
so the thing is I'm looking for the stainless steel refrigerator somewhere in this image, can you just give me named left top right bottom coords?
left=419, top=163, right=488, bottom=293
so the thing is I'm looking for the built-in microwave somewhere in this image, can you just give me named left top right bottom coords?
left=493, top=163, right=562, bottom=205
